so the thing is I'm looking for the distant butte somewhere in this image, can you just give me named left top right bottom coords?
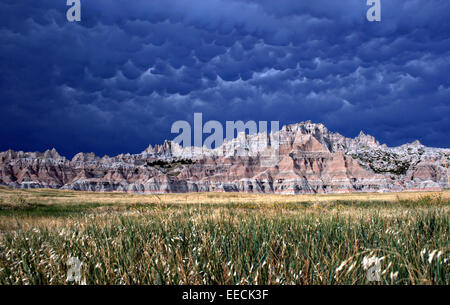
left=0, top=121, right=449, bottom=194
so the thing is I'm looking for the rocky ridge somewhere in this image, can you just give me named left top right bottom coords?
left=0, top=121, right=448, bottom=194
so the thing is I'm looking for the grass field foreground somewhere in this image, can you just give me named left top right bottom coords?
left=0, top=186, right=448, bottom=284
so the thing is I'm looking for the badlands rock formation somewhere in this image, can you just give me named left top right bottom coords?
left=0, top=121, right=448, bottom=194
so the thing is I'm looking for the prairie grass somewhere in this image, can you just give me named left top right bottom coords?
left=0, top=187, right=448, bottom=285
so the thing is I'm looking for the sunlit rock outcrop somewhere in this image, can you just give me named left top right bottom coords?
left=1, top=122, right=448, bottom=194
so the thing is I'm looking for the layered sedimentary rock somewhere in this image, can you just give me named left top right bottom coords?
left=0, top=121, right=448, bottom=194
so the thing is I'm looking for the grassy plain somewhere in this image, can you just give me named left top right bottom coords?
left=0, top=186, right=448, bottom=284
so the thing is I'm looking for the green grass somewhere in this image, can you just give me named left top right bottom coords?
left=0, top=204, right=448, bottom=285
left=0, top=202, right=113, bottom=217
left=0, top=188, right=448, bottom=284
left=0, top=198, right=446, bottom=218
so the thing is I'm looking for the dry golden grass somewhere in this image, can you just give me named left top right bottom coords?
left=0, top=185, right=448, bottom=207
left=0, top=186, right=448, bottom=284
left=0, top=186, right=448, bottom=234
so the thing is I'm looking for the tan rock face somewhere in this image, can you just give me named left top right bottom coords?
left=0, top=122, right=449, bottom=193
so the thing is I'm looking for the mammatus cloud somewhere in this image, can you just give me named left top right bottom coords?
left=0, top=0, right=449, bottom=157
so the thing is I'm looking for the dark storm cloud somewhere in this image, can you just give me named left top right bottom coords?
left=0, top=0, right=449, bottom=157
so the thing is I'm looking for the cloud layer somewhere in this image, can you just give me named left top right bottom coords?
left=1, top=0, right=449, bottom=157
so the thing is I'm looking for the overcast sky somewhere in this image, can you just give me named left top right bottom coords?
left=1, top=0, right=449, bottom=157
